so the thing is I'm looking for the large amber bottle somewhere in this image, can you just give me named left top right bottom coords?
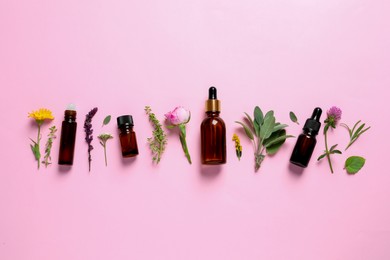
left=201, top=87, right=226, bottom=165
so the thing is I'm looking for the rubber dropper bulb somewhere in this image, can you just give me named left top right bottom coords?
left=209, top=87, right=217, bottom=99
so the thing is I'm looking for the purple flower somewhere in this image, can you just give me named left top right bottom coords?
left=84, top=107, right=98, bottom=171
left=325, top=106, right=342, bottom=128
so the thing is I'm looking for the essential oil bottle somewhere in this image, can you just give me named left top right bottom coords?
left=58, top=104, right=77, bottom=165
left=290, top=107, right=322, bottom=168
left=117, top=115, right=139, bottom=157
left=201, top=86, right=226, bottom=164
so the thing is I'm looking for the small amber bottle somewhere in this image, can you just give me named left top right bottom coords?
left=201, top=87, right=226, bottom=164
left=117, top=115, right=139, bottom=158
left=290, top=107, right=322, bottom=168
left=58, top=104, right=77, bottom=165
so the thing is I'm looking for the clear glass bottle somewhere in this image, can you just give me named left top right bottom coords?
left=201, top=87, right=226, bottom=164
left=290, top=107, right=322, bottom=168
left=58, top=104, right=77, bottom=165
left=117, top=115, right=139, bottom=157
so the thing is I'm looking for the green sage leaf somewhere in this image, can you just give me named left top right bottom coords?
left=272, top=124, right=288, bottom=133
left=344, top=156, right=366, bottom=174
left=253, top=120, right=260, bottom=137
left=264, top=129, right=292, bottom=155
left=103, top=115, right=111, bottom=126
left=289, top=111, right=299, bottom=124
left=235, top=121, right=254, bottom=140
left=254, top=106, right=263, bottom=126
left=260, top=114, right=275, bottom=140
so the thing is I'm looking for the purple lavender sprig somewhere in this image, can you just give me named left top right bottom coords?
left=84, top=107, right=98, bottom=172
left=317, top=106, right=342, bottom=173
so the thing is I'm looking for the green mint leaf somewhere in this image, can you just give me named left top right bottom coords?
left=235, top=121, right=254, bottom=140
left=103, top=115, right=111, bottom=126
left=289, top=111, right=299, bottom=124
left=344, top=156, right=366, bottom=174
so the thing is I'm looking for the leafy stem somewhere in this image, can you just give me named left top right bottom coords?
left=317, top=124, right=342, bottom=173
left=42, top=126, right=57, bottom=168
left=340, top=120, right=370, bottom=151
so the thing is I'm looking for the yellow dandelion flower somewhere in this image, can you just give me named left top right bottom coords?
left=28, top=108, right=54, bottom=123
left=232, top=134, right=242, bottom=161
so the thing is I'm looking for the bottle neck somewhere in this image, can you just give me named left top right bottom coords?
left=64, top=110, right=76, bottom=123
left=303, top=128, right=317, bottom=137
left=119, top=124, right=133, bottom=133
left=206, top=111, right=220, bottom=117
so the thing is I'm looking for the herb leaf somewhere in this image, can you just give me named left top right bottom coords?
left=289, top=111, right=299, bottom=125
left=235, top=121, right=254, bottom=140
left=341, top=120, right=370, bottom=150
left=103, top=115, right=111, bottom=126
left=254, top=106, right=263, bottom=126
left=260, top=114, right=275, bottom=140
left=344, top=156, right=366, bottom=174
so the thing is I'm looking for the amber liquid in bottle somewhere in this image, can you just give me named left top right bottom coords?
left=290, top=107, right=322, bottom=168
left=201, top=87, right=226, bottom=164
left=58, top=108, right=77, bottom=165
left=117, top=115, right=139, bottom=158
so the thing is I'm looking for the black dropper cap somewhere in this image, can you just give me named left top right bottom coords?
left=209, top=86, right=217, bottom=99
left=303, top=107, right=322, bottom=135
left=117, top=115, right=134, bottom=127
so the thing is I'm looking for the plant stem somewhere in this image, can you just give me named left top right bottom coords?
left=179, top=125, right=192, bottom=164
left=324, top=127, right=334, bottom=174
left=104, top=144, right=107, bottom=166
left=37, top=124, right=41, bottom=169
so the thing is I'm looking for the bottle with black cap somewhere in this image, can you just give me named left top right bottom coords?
left=117, top=115, right=139, bottom=158
left=290, top=107, right=322, bottom=168
left=201, top=87, right=226, bottom=164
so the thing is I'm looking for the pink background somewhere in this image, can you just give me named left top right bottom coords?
left=1, top=0, right=389, bottom=259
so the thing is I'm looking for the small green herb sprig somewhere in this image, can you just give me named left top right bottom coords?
left=42, top=126, right=57, bottom=168
left=98, top=115, right=113, bottom=167
left=340, top=120, right=370, bottom=150
left=236, top=106, right=293, bottom=172
left=145, top=106, right=167, bottom=164
left=98, top=133, right=113, bottom=166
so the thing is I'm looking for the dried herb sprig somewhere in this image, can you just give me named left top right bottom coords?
left=84, top=107, right=98, bottom=172
left=42, top=126, right=57, bottom=167
left=340, top=120, right=370, bottom=150
left=145, top=106, right=167, bottom=163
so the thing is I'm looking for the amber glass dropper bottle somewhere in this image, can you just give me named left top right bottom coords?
left=290, top=107, right=322, bottom=168
left=58, top=104, right=77, bottom=165
left=201, top=87, right=226, bottom=165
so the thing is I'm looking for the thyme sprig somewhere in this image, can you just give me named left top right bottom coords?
left=42, top=126, right=57, bottom=167
left=145, top=106, right=167, bottom=164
